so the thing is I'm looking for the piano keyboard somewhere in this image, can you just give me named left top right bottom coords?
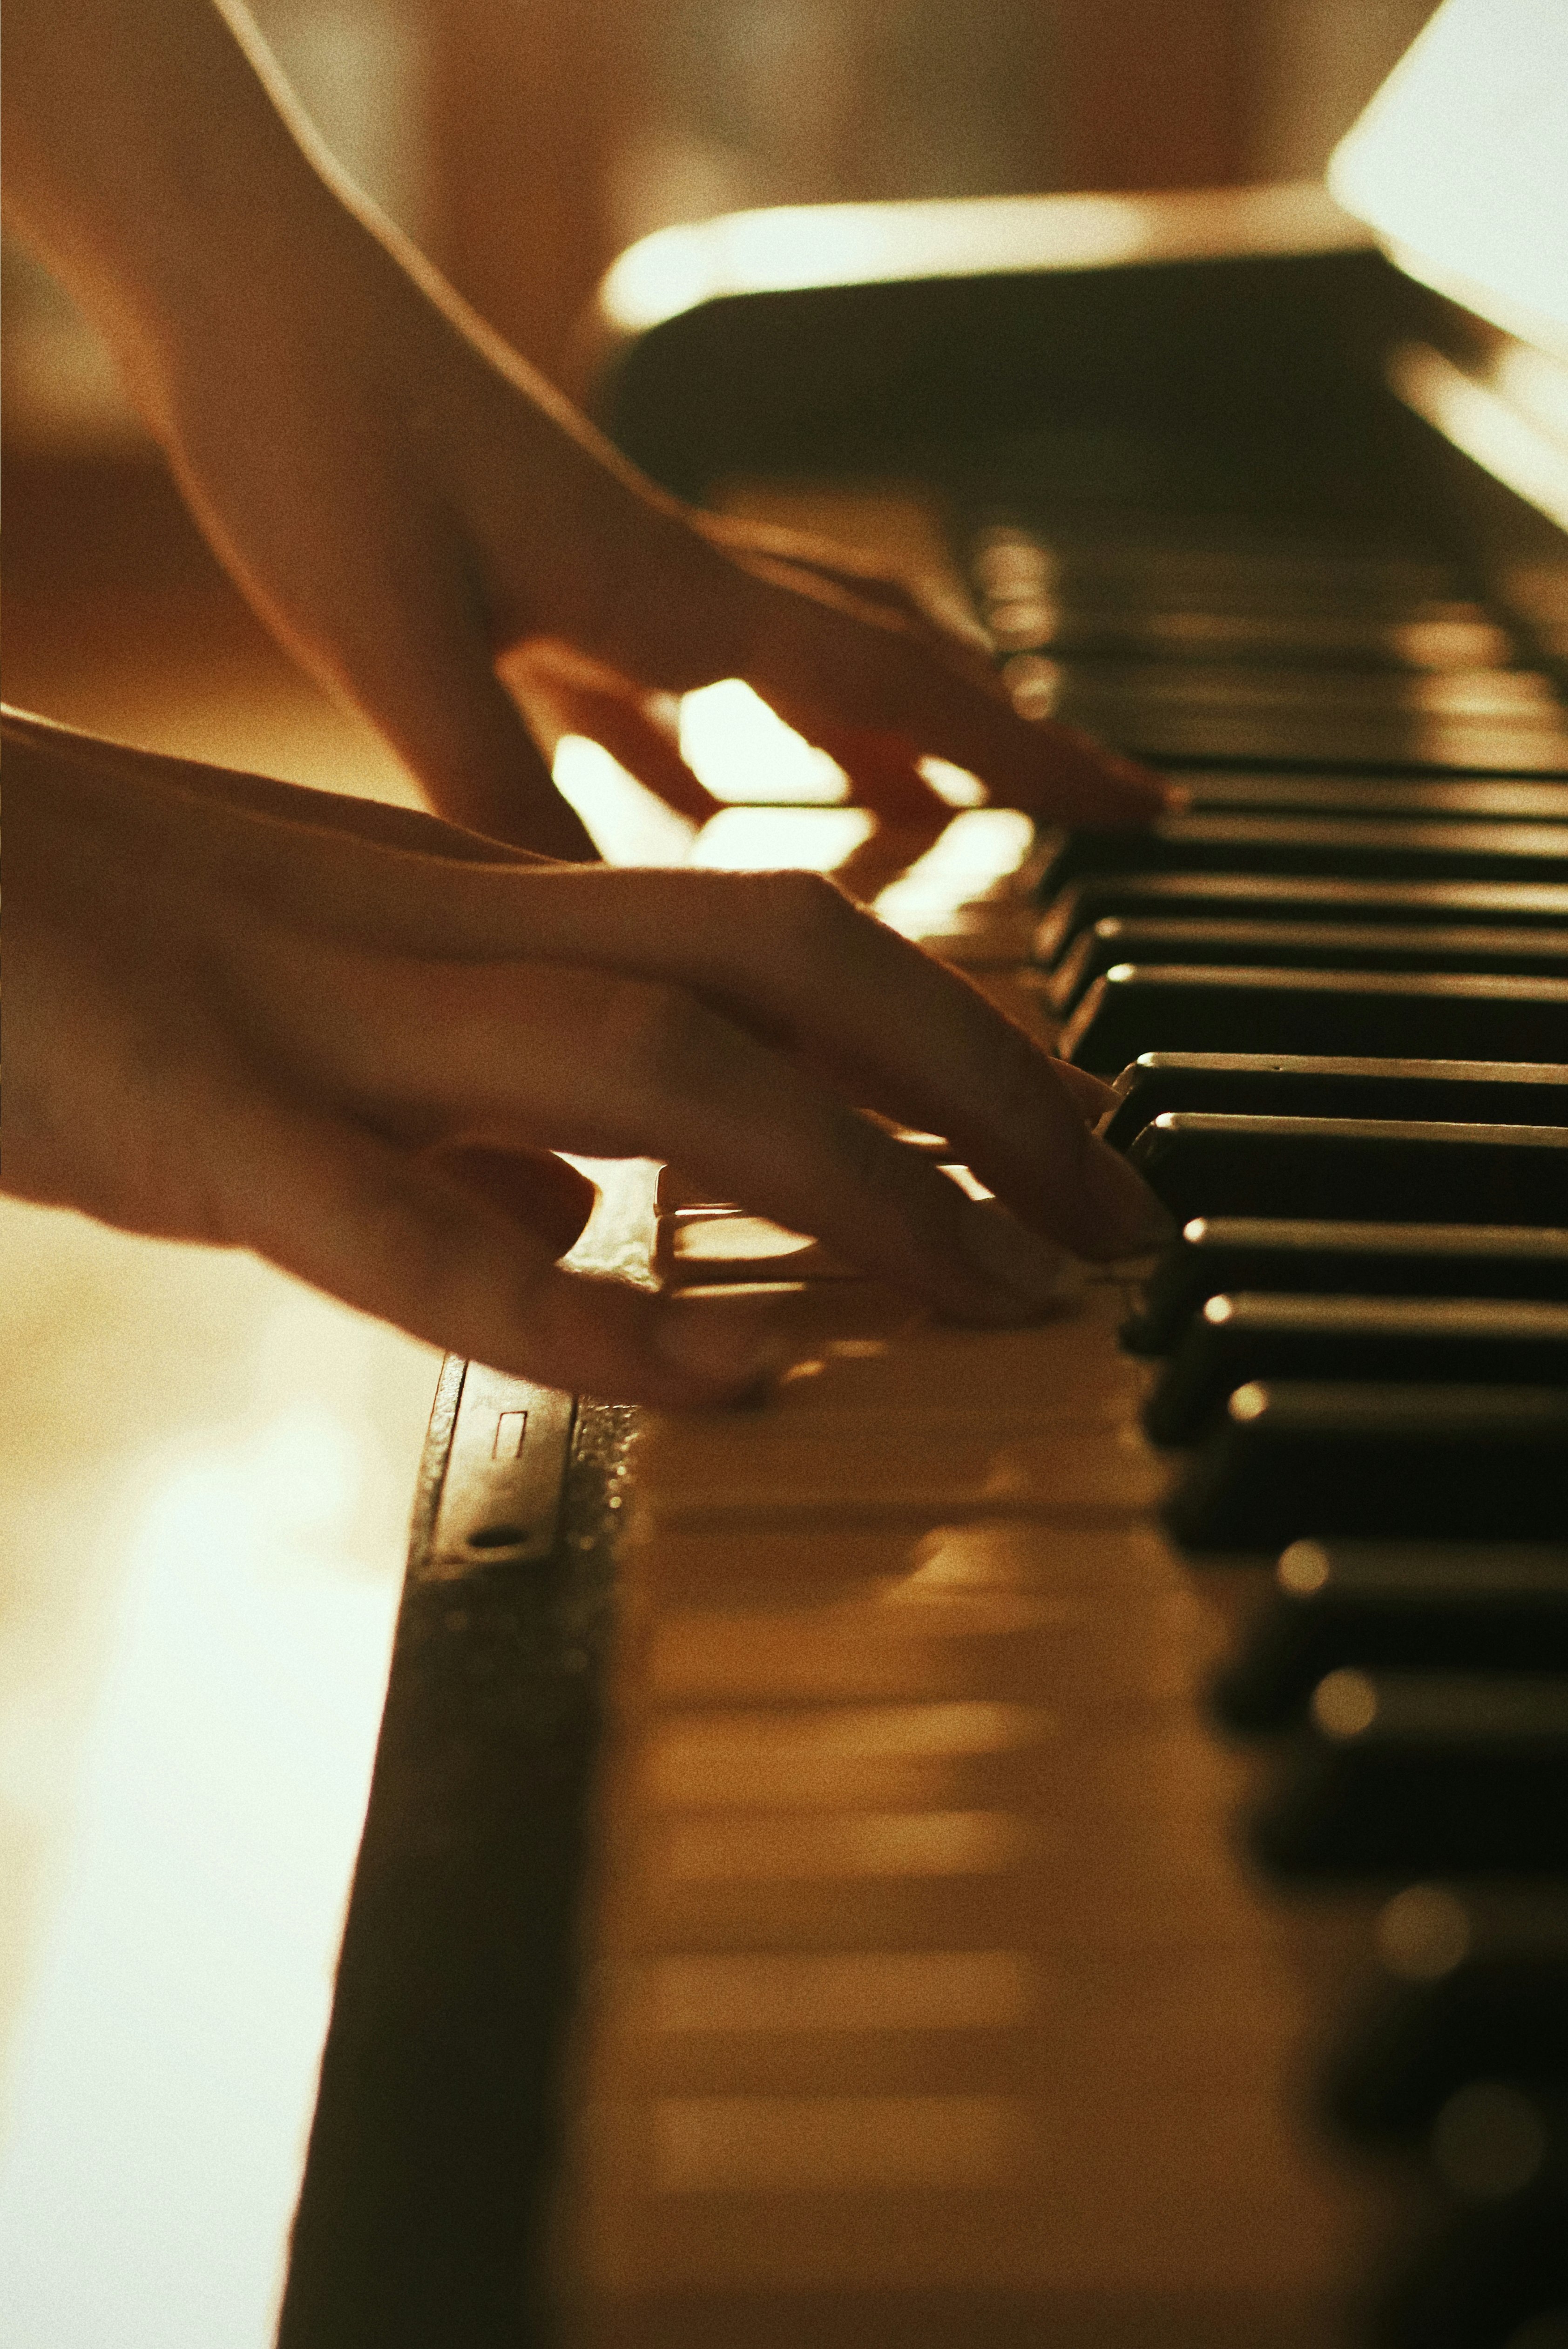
left=285, top=492, right=1568, bottom=2343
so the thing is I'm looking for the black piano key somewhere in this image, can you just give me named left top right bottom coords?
left=1251, top=1669, right=1568, bottom=1874
left=1326, top=1882, right=1568, bottom=2143
left=1147, top=1296, right=1568, bottom=1446
left=975, top=530, right=1466, bottom=614
left=1128, top=1221, right=1568, bottom=1357
left=1076, top=709, right=1568, bottom=772
left=1163, top=1383, right=1568, bottom=1551
left=1036, top=814, right=1568, bottom=896
left=1100, top=1055, right=1568, bottom=1151
left=1125, top=1114, right=1568, bottom=1226
left=1059, top=966, right=1568, bottom=1075
left=1168, top=772, right=1568, bottom=821
left=981, top=607, right=1517, bottom=671
left=1035, top=875, right=1568, bottom=969
left=1051, top=667, right=1558, bottom=728
left=1051, top=662, right=1558, bottom=720
left=1377, top=2181, right=1568, bottom=2349
left=1211, top=1541, right=1568, bottom=1730
left=1049, top=917, right=1568, bottom=1014
left=1018, top=652, right=1568, bottom=770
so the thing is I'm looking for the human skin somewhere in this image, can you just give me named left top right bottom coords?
left=2, top=0, right=1174, bottom=1397
left=1, top=0, right=1173, bottom=857
left=5, top=712, right=1170, bottom=1405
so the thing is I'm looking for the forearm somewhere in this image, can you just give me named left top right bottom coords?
left=2, top=0, right=1171, bottom=856
left=2, top=0, right=345, bottom=414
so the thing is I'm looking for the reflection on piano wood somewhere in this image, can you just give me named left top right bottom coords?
left=558, top=1275, right=1385, bottom=2348
left=286, top=86, right=1568, bottom=2349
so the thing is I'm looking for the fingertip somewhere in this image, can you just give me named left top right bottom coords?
left=430, top=1145, right=598, bottom=1258
left=650, top=1285, right=809, bottom=1404
left=1087, top=746, right=1176, bottom=822
left=1046, top=1059, right=1121, bottom=1124
left=1075, top=1132, right=1178, bottom=1257
left=1101, top=747, right=1184, bottom=815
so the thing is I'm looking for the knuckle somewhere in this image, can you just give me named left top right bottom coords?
left=761, top=866, right=858, bottom=959
left=599, top=975, right=720, bottom=1107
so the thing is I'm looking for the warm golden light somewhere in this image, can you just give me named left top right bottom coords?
left=656, top=1808, right=1034, bottom=1884
left=1311, top=1668, right=1379, bottom=1741
left=689, top=804, right=874, bottom=872
left=1387, top=343, right=1568, bottom=537
left=0, top=1272, right=425, bottom=2349
left=651, top=2091, right=1027, bottom=2194
left=873, top=807, right=1034, bottom=937
left=600, top=185, right=1365, bottom=337
left=1277, top=1541, right=1331, bottom=1597
left=916, top=756, right=988, bottom=809
left=552, top=733, right=697, bottom=862
left=1329, top=0, right=1568, bottom=362
left=1376, top=1884, right=1472, bottom=1981
left=677, top=679, right=848, bottom=803
left=644, top=1948, right=1033, bottom=2034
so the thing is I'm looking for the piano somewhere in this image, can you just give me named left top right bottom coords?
left=277, top=12, right=1568, bottom=2344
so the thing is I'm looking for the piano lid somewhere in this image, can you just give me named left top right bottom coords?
left=595, top=180, right=1370, bottom=339
left=589, top=0, right=1568, bottom=658
left=1328, top=0, right=1568, bottom=370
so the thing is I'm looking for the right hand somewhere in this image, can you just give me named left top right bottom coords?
left=5, top=710, right=1170, bottom=1405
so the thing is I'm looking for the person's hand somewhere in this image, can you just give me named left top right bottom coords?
left=2, top=0, right=1172, bottom=862
left=5, top=711, right=1171, bottom=1404
left=132, top=194, right=1172, bottom=860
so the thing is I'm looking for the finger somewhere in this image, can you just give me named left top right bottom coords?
left=1, top=707, right=557, bottom=865
left=762, top=557, right=1000, bottom=679
left=357, top=949, right=1151, bottom=1299
left=523, top=669, right=723, bottom=824
left=1048, top=1060, right=1122, bottom=1125
left=309, top=554, right=602, bottom=860
left=729, top=546, right=1000, bottom=696
left=230, top=1092, right=805, bottom=1405
left=695, top=516, right=995, bottom=669
left=831, top=811, right=953, bottom=905
left=728, top=564, right=1170, bottom=827
left=428, top=869, right=1170, bottom=1261
left=547, top=978, right=1075, bottom=1321
left=681, top=896, right=1168, bottom=1261
left=384, top=656, right=599, bottom=861
left=309, top=944, right=1079, bottom=1316
left=426, top=1144, right=598, bottom=1257
left=798, top=720, right=953, bottom=823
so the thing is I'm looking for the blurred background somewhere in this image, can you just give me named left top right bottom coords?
left=6, top=0, right=1441, bottom=441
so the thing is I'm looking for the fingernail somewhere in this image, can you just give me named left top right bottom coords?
left=958, top=1197, right=1073, bottom=1311
left=1082, top=1133, right=1177, bottom=1252
left=654, top=1287, right=804, bottom=1395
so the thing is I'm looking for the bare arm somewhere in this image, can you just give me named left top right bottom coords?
left=2, top=0, right=1172, bottom=855
left=5, top=712, right=1170, bottom=1403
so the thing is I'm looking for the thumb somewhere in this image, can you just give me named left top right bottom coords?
left=234, top=1093, right=801, bottom=1405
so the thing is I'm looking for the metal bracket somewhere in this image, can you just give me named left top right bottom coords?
left=424, top=1363, right=576, bottom=1578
